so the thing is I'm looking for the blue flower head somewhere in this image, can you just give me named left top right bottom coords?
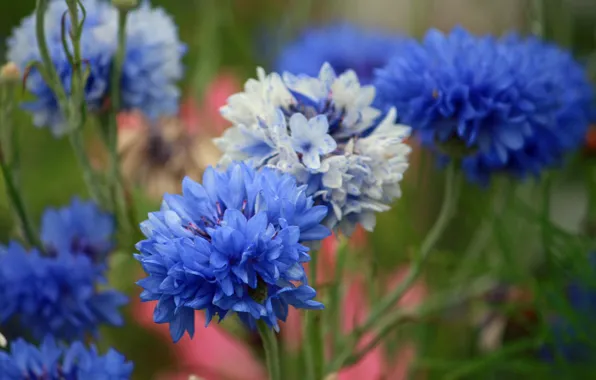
left=7, top=0, right=185, bottom=136
left=275, top=22, right=402, bottom=84
left=215, top=63, right=411, bottom=235
left=40, top=197, right=115, bottom=264
left=374, top=27, right=594, bottom=184
left=135, top=162, right=329, bottom=342
left=0, top=335, right=133, bottom=379
left=0, top=242, right=127, bottom=341
left=119, top=1, right=186, bottom=119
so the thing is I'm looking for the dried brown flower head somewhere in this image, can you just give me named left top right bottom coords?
left=118, top=111, right=220, bottom=199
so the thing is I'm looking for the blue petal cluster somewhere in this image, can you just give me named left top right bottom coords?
left=0, top=335, right=133, bottom=379
left=374, top=27, right=594, bottom=184
left=0, top=242, right=127, bottom=341
left=215, top=63, right=411, bottom=234
left=7, top=0, right=185, bottom=136
left=275, top=22, right=402, bottom=84
left=135, top=162, right=329, bottom=342
left=40, top=197, right=115, bottom=264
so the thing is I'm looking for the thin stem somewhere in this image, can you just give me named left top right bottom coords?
left=34, top=0, right=68, bottom=107
left=0, top=148, right=41, bottom=249
left=541, top=175, right=552, bottom=268
left=110, top=10, right=127, bottom=113
left=257, top=321, right=281, bottom=380
left=105, top=9, right=133, bottom=234
left=330, top=161, right=462, bottom=372
left=192, top=1, right=220, bottom=102
left=329, top=236, right=349, bottom=357
left=69, top=130, right=103, bottom=203
left=304, top=248, right=320, bottom=380
left=342, top=277, right=496, bottom=368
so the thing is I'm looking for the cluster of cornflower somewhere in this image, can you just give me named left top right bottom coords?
left=133, top=22, right=595, bottom=357
left=0, top=199, right=132, bottom=378
left=0, top=0, right=187, bottom=375
left=2, top=0, right=595, bottom=376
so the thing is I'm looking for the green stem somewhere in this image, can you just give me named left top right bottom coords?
left=329, top=236, right=349, bottom=357
left=304, top=248, right=321, bottom=380
left=330, top=161, right=462, bottom=372
left=341, top=276, right=496, bottom=368
left=541, top=175, right=552, bottom=268
left=257, top=321, right=281, bottom=380
left=69, top=130, right=102, bottom=203
left=34, top=0, right=68, bottom=107
left=105, top=9, right=133, bottom=234
left=443, top=338, right=542, bottom=380
left=192, top=1, right=220, bottom=102
left=0, top=149, right=41, bottom=249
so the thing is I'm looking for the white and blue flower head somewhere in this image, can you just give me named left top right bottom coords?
left=7, top=0, right=185, bottom=136
left=215, top=63, right=411, bottom=235
left=0, top=336, right=133, bottom=379
left=135, top=162, right=329, bottom=342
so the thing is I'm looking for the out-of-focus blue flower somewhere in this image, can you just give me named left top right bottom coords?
left=135, top=162, right=328, bottom=342
left=7, top=0, right=185, bottom=137
left=275, top=22, right=402, bottom=84
left=116, top=2, right=186, bottom=119
left=0, top=335, right=133, bottom=379
left=215, top=63, right=411, bottom=235
left=540, top=253, right=596, bottom=364
left=374, top=27, right=594, bottom=184
left=40, top=197, right=114, bottom=264
left=0, top=242, right=127, bottom=341
left=7, top=0, right=115, bottom=136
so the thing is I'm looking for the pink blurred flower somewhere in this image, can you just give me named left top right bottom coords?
left=180, top=72, right=240, bottom=136
left=134, top=297, right=266, bottom=380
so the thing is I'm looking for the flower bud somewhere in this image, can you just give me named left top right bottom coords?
left=0, top=62, right=20, bottom=83
left=0, top=331, right=6, bottom=348
left=111, top=0, right=138, bottom=11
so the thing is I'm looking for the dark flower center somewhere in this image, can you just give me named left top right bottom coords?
left=282, top=91, right=345, bottom=137
left=248, top=277, right=268, bottom=304
left=147, top=133, right=172, bottom=165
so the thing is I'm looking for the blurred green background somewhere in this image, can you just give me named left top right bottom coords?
left=1, top=1, right=595, bottom=379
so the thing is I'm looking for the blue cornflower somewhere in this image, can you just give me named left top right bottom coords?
left=374, top=27, right=594, bottom=184
left=117, top=1, right=186, bottom=119
left=275, top=22, right=402, bottom=84
left=215, top=63, right=411, bottom=235
left=0, top=335, right=133, bottom=379
left=0, top=242, right=127, bottom=341
left=40, top=197, right=114, bottom=264
left=7, top=0, right=185, bottom=136
left=135, top=162, right=329, bottom=342
left=540, top=253, right=596, bottom=364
